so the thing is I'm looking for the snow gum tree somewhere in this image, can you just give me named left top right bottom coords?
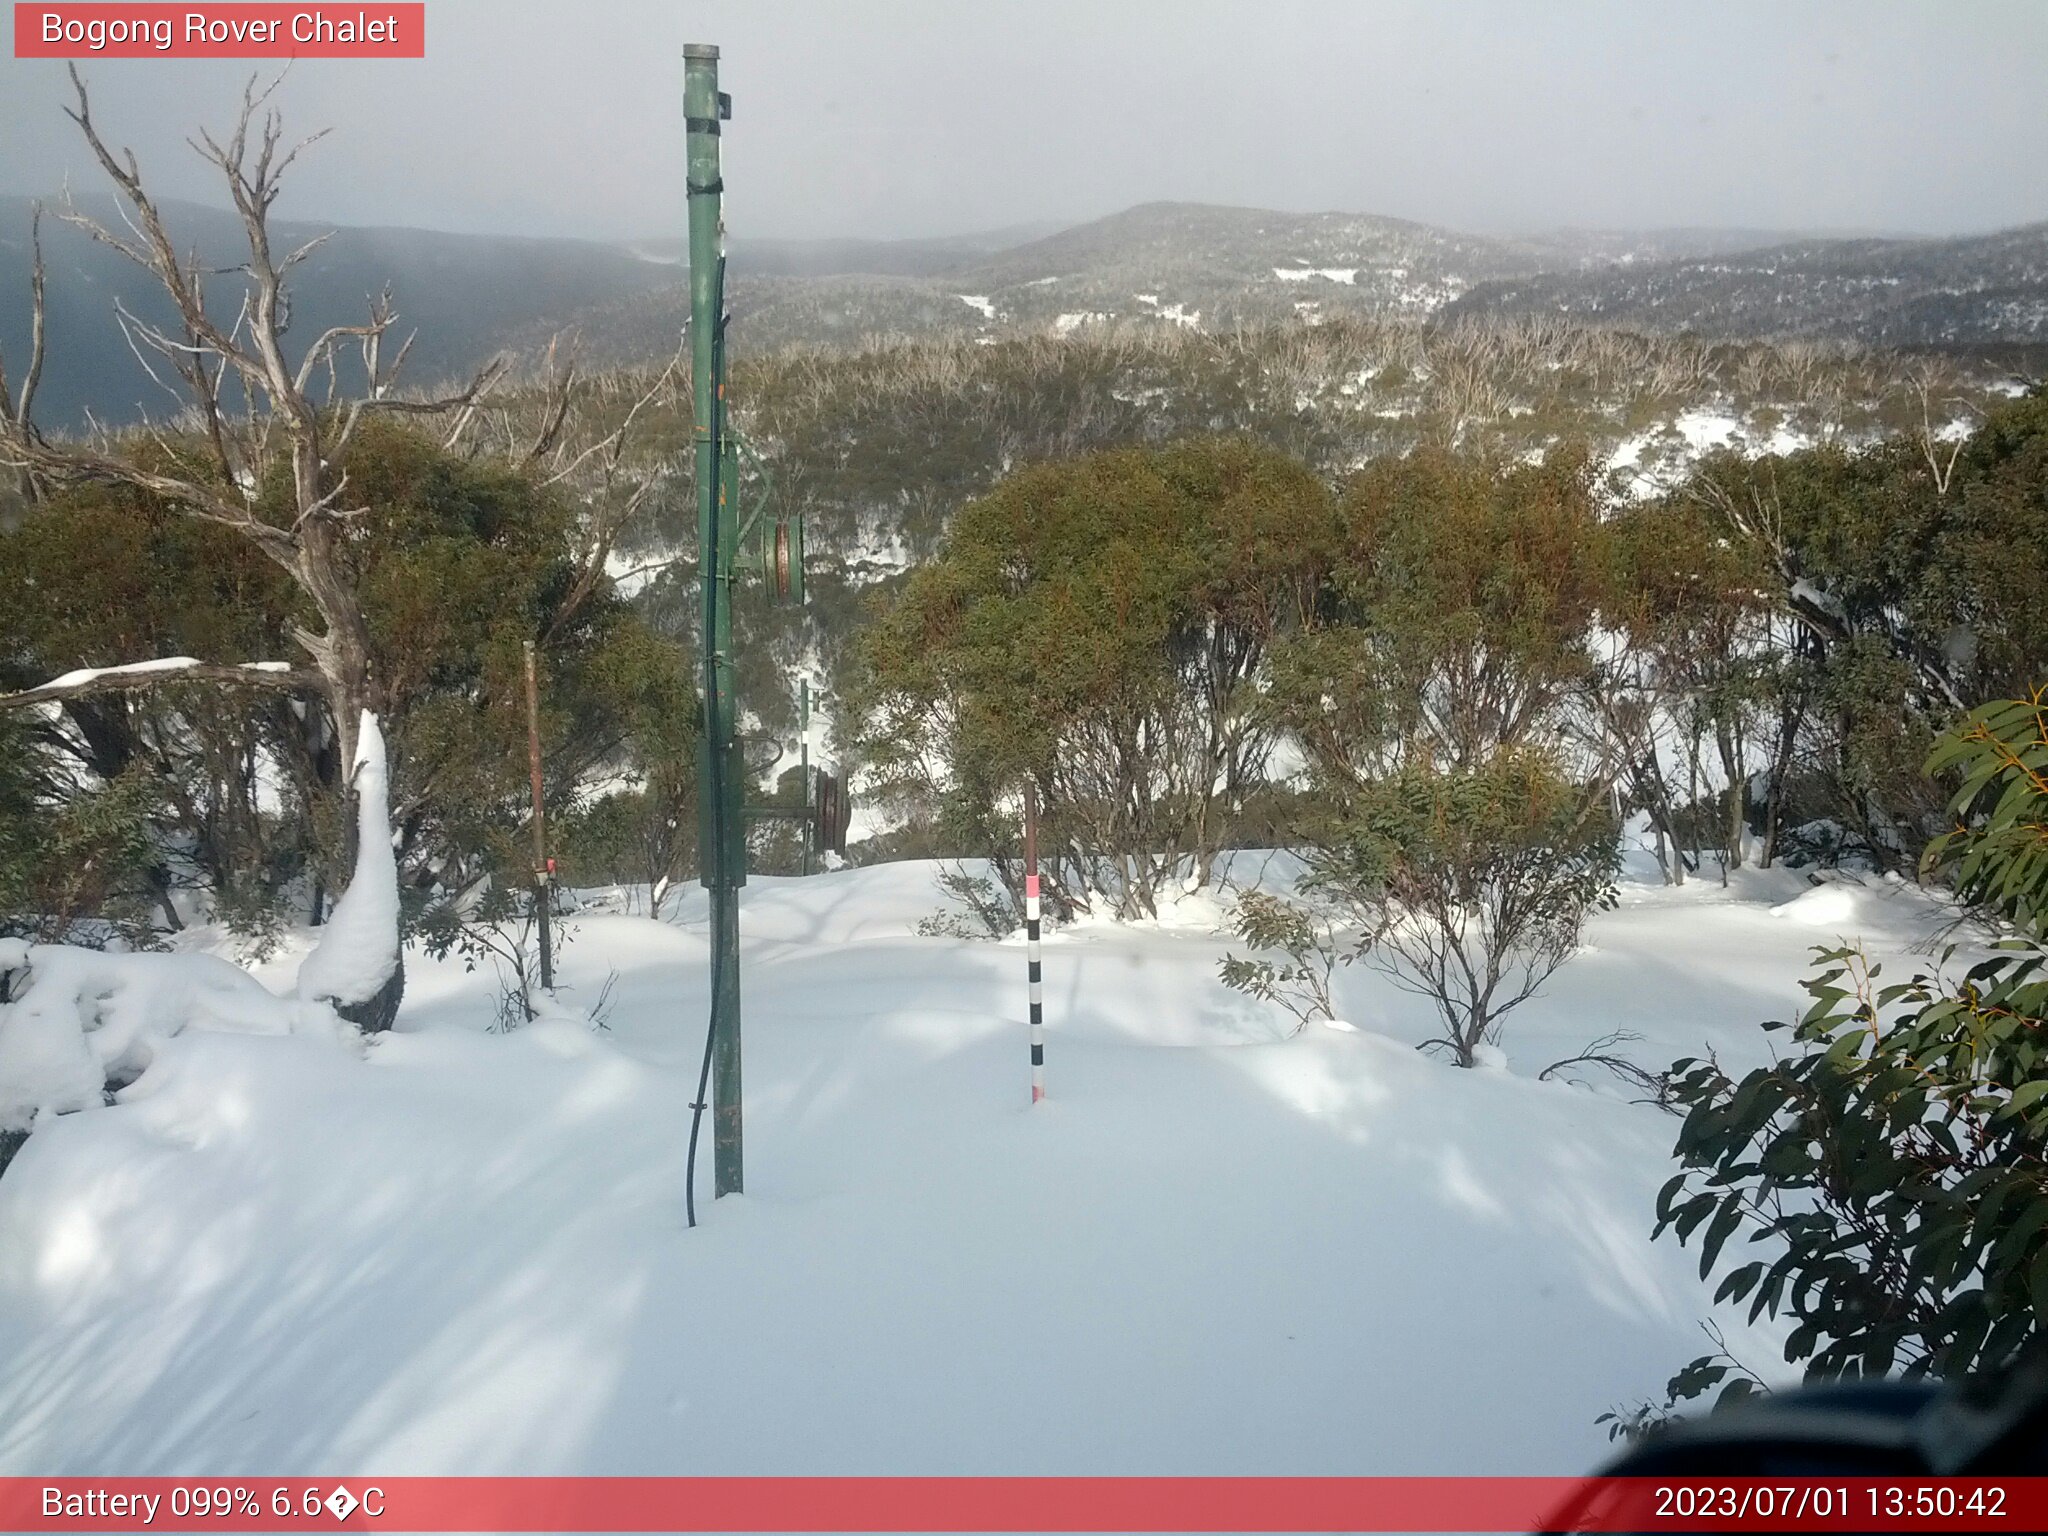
left=0, top=74, right=476, bottom=1017
left=0, top=71, right=501, bottom=778
left=0, top=419, right=690, bottom=973
left=1301, top=750, right=1618, bottom=1066
left=1261, top=448, right=1620, bottom=1064
left=1593, top=497, right=1782, bottom=882
left=1272, top=447, right=1609, bottom=777
left=849, top=436, right=1336, bottom=920
left=1672, top=392, right=2048, bottom=871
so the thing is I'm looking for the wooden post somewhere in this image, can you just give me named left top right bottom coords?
left=523, top=640, right=554, bottom=993
left=1024, top=781, right=1044, bottom=1104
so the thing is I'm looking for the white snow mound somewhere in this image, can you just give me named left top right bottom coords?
left=1769, top=883, right=1863, bottom=928
left=0, top=944, right=310, bottom=1133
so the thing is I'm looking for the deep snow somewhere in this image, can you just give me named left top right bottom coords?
left=0, top=855, right=1972, bottom=1477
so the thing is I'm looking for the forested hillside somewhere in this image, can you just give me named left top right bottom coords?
left=1447, top=223, right=2048, bottom=346
left=542, top=205, right=2048, bottom=365
left=14, top=192, right=2046, bottom=433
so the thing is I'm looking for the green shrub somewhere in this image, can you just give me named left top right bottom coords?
left=1649, top=689, right=2048, bottom=1412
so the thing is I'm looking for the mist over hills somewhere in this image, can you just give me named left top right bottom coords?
left=6, top=192, right=2046, bottom=428
left=551, top=201, right=2048, bottom=369
left=634, top=222, right=1068, bottom=278
left=0, top=194, right=673, bottom=429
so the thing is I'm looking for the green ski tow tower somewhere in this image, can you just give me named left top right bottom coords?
left=686, top=41, right=744, bottom=1205
left=682, top=44, right=835, bottom=1220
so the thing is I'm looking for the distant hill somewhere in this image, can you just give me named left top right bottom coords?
left=944, top=201, right=1541, bottom=312
left=1511, top=225, right=1929, bottom=269
left=1445, top=224, right=2048, bottom=344
left=537, top=202, right=2048, bottom=368
left=0, top=194, right=675, bottom=429
left=532, top=202, right=1571, bottom=363
left=633, top=222, right=1066, bottom=278
left=8, top=193, right=2047, bottom=428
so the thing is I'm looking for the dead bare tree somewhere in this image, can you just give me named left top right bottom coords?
left=460, top=333, right=689, bottom=637
left=1903, top=359, right=1976, bottom=496
left=0, top=69, right=507, bottom=1030
left=0, top=202, right=47, bottom=505
left=0, top=69, right=502, bottom=777
left=1424, top=343, right=1511, bottom=449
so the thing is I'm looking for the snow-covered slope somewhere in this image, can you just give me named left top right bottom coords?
left=1447, top=223, right=2048, bottom=345
left=0, top=857, right=1967, bottom=1476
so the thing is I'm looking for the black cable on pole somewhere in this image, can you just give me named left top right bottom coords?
left=684, top=1003, right=716, bottom=1228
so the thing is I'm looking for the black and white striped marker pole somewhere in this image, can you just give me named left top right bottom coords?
left=1024, top=781, right=1045, bottom=1104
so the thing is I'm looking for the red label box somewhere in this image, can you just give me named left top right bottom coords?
left=14, top=4, right=425, bottom=57
left=4, top=1476, right=2048, bottom=1532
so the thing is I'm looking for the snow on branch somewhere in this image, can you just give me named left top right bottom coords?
left=0, top=657, right=319, bottom=713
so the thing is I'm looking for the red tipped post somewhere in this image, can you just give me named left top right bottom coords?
left=1024, top=781, right=1044, bottom=1104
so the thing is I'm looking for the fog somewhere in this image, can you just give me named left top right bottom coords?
left=2, top=0, right=2044, bottom=242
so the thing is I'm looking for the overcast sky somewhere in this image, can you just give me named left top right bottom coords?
left=2, top=0, right=2044, bottom=243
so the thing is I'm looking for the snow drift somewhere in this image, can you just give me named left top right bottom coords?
left=0, top=859, right=1972, bottom=1476
left=0, top=940, right=323, bottom=1135
left=0, top=713, right=397, bottom=1139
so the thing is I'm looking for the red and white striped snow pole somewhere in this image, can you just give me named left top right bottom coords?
left=1024, top=781, right=1045, bottom=1104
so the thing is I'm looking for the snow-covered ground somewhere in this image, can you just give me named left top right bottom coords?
left=0, top=855, right=1966, bottom=1477
left=1604, top=406, right=1819, bottom=499
left=1272, top=266, right=1359, bottom=284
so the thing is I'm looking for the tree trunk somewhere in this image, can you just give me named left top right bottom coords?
left=1634, top=754, right=1685, bottom=886
left=342, top=713, right=405, bottom=1034
left=337, top=963, right=405, bottom=1035
left=150, top=871, right=183, bottom=933
left=1759, top=694, right=1804, bottom=870
left=1716, top=717, right=1745, bottom=876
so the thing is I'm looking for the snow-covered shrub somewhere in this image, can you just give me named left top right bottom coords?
left=915, top=867, right=1019, bottom=941
left=0, top=936, right=333, bottom=1170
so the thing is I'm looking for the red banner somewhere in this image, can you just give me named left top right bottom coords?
left=13, top=4, right=425, bottom=58
left=2, top=1476, right=2045, bottom=1531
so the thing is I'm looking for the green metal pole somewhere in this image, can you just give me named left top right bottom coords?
left=686, top=42, right=742, bottom=1199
